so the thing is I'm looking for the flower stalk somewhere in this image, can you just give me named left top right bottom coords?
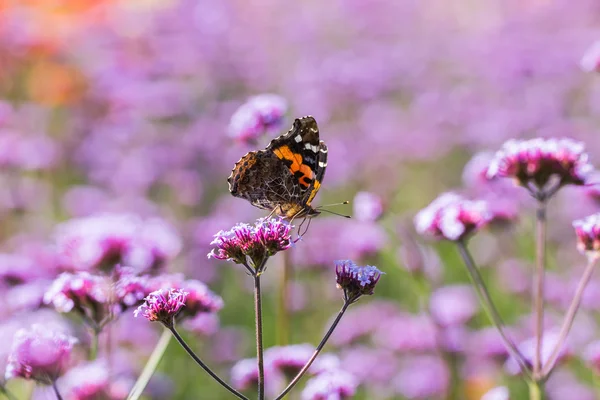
left=533, top=201, right=546, bottom=379
left=254, top=275, right=265, bottom=400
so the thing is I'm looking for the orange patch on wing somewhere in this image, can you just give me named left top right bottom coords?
left=306, top=180, right=321, bottom=205
left=273, top=145, right=314, bottom=188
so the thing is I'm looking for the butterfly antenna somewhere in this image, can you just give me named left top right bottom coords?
left=316, top=200, right=351, bottom=218
left=299, top=216, right=312, bottom=237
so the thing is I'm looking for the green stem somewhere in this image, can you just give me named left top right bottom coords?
left=456, top=241, right=532, bottom=379
left=533, top=202, right=547, bottom=378
left=254, top=275, right=265, bottom=400
left=277, top=251, right=291, bottom=345
left=275, top=301, right=351, bottom=400
left=169, top=326, right=248, bottom=400
left=90, top=329, right=99, bottom=360
left=127, top=329, right=172, bottom=400
left=0, top=384, right=18, bottom=400
left=528, top=380, right=544, bottom=400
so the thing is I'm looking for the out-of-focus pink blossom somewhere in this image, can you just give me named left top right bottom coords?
left=580, top=40, right=600, bottom=72
left=301, top=369, right=357, bottom=400
left=395, top=356, right=449, bottom=399
left=429, top=285, right=478, bottom=326
left=504, top=330, right=568, bottom=375
left=54, top=213, right=182, bottom=273
left=373, top=313, right=438, bottom=352
left=415, top=192, right=491, bottom=241
left=58, top=360, right=110, bottom=400
left=228, top=94, right=287, bottom=144
left=352, top=191, right=384, bottom=222
left=5, top=325, right=77, bottom=383
left=573, top=213, right=600, bottom=258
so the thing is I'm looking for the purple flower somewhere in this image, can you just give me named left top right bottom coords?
left=228, top=94, right=287, bottom=144
left=5, top=325, right=77, bottom=384
left=43, top=272, right=110, bottom=327
left=580, top=40, right=600, bottom=73
left=301, top=369, right=357, bottom=400
left=335, top=260, right=383, bottom=303
left=487, top=138, right=594, bottom=196
left=57, top=360, right=110, bottom=400
left=573, top=213, right=600, bottom=259
left=504, top=330, right=568, bottom=375
left=208, top=218, right=293, bottom=271
left=481, top=387, right=510, bottom=400
left=230, top=358, right=280, bottom=396
left=394, top=356, right=449, bottom=399
left=373, top=313, right=438, bottom=352
left=113, top=267, right=150, bottom=311
left=54, top=213, right=182, bottom=273
left=134, top=288, right=188, bottom=327
left=583, top=340, right=600, bottom=373
left=429, top=285, right=478, bottom=326
left=352, top=191, right=384, bottom=222
left=415, top=192, right=491, bottom=241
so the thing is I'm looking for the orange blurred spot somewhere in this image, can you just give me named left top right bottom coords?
left=26, top=60, right=86, bottom=106
left=464, top=376, right=497, bottom=400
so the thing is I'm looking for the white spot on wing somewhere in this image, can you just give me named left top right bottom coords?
left=318, top=161, right=327, bottom=167
left=294, top=135, right=302, bottom=143
left=320, top=148, right=328, bottom=153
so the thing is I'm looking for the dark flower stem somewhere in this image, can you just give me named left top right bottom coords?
left=52, top=381, right=64, bottom=400
left=457, top=240, right=532, bottom=379
left=254, top=275, right=265, bottom=400
left=169, top=326, right=248, bottom=400
left=274, top=300, right=351, bottom=400
left=533, top=201, right=546, bottom=379
left=541, top=255, right=599, bottom=378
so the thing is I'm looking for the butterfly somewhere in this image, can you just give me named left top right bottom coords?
left=227, top=116, right=328, bottom=220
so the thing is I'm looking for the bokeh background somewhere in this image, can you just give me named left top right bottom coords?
left=2, top=0, right=600, bottom=399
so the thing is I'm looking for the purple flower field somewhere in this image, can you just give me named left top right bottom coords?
left=2, top=0, right=600, bottom=399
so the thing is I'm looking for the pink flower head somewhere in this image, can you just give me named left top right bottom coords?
left=395, top=356, right=449, bottom=399
left=208, top=218, right=293, bottom=271
left=43, top=272, right=110, bottom=327
left=415, top=192, right=491, bottom=241
left=301, top=369, right=357, bottom=400
left=228, top=94, right=288, bottom=144
left=54, top=213, right=182, bottom=273
left=481, top=387, right=510, bottom=400
left=134, top=288, right=188, bottom=327
left=264, top=344, right=337, bottom=378
left=487, top=138, right=594, bottom=197
left=113, top=267, right=150, bottom=311
left=5, top=325, right=77, bottom=384
left=580, top=40, right=600, bottom=73
left=429, top=285, right=478, bottom=326
left=176, top=279, right=224, bottom=319
left=231, top=358, right=278, bottom=394
left=352, top=191, right=384, bottom=222
left=58, top=360, right=110, bottom=400
left=583, top=340, right=600, bottom=373
left=573, top=213, right=600, bottom=259
left=335, top=260, right=383, bottom=303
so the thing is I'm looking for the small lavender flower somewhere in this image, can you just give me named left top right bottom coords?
left=429, top=285, right=478, bottom=326
left=504, top=331, right=568, bottom=375
left=264, top=344, right=338, bottom=378
left=176, top=279, right=224, bottom=318
left=335, top=260, right=383, bottom=303
left=580, top=40, right=600, bottom=72
left=583, top=340, right=600, bottom=374
left=208, top=218, right=293, bottom=271
left=5, top=325, right=77, bottom=384
left=415, top=193, right=491, bottom=241
left=228, top=94, right=287, bottom=144
left=487, top=138, right=594, bottom=196
left=301, top=369, right=357, bottom=400
left=134, top=289, right=188, bottom=327
left=573, top=213, right=600, bottom=259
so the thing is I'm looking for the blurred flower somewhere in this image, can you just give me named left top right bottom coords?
left=580, top=40, right=600, bottom=72
left=228, top=94, right=287, bottom=144
left=5, top=325, right=77, bottom=383
left=487, top=138, right=594, bottom=196
left=583, top=340, right=600, bottom=373
left=330, top=301, right=400, bottom=346
left=113, top=267, right=149, bottom=312
left=481, top=386, right=510, bottom=400
left=58, top=360, right=110, bottom=400
left=504, top=330, right=568, bottom=375
left=265, top=344, right=313, bottom=377
left=231, top=358, right=281, bottom=396
left=395, top=356, right=449, bottom=399
left=373, top=313, right=438, bottom=352
left=54, top=213, right=182, bottom=273
left=415, top=192, right=491, bottom=241
left=134, top=288, right=188, bottom=327
left=301, top=369, right=357, bottom=400
left=429, top=285, right=478, bottom=326
left=208, top=217, right=293, bottom=271
left=573, top=213, right=600, bottom=259
left=43, top=272, right=110, bottom=328
left=335, top=260, right=383, bottom=303
left=352, top=191, right=384, bottom=222
left=0, top=253, right=47, bottom=286
left=174, top=279, right=223, bottom=319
